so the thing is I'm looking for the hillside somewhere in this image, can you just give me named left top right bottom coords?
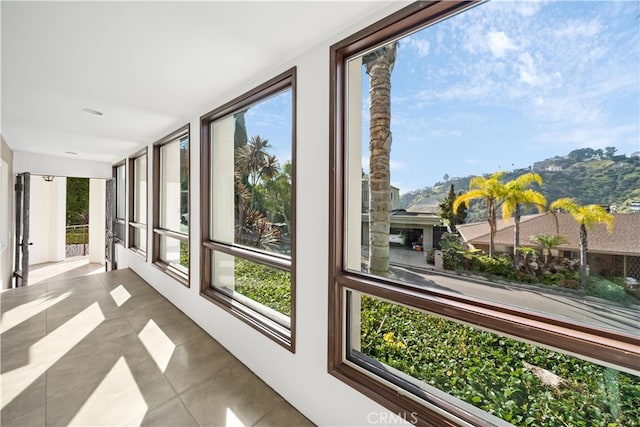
left=400, top=148, right=640, bottom=221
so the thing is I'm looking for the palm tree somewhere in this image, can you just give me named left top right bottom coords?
left=533, top=234, right=569, bottom=267
left=549, top=198, right=615, bottom=288
left=235, top=135, right=278, bottom=209
left=453, top=171, right=506, bottom=257
left=364, top=42, right=397, bottom=276
left=501, top=173, right=547, bottom=264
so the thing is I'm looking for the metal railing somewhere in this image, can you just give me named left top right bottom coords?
left=65, top=224, right=89, bottom=257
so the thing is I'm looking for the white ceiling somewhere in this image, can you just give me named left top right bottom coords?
left=1, top=1, right=396, bottom=164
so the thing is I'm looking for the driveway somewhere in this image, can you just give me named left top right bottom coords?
left=360, top=246, right=639, bottom=336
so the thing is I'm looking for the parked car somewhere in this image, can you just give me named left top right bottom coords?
left=389, top=231, right=405, bottom=245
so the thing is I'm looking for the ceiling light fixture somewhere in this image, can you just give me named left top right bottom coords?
left=65, top=151, right=78, bottom=155
left=81, top=108, right=103, bottom=116
left=42, top=175, right=55, bottom=182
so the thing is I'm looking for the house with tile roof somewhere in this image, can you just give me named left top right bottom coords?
left=456, top=212, right=640, bottom=280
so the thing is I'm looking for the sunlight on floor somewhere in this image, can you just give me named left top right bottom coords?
left=29, top=256, right=104, bottom=285
left=0, top=302, right=105, bottom=410
left=68, top=356, right=148, bottom=426
left=138, top=319, right=176, bottom=373
left=0, top=292, right=71, bottom=333
left=226, top=407, right=247, bottom=427
left=109, top=284, right=131, bottom=307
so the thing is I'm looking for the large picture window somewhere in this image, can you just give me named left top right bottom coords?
left=128, top=148, right=147, bottom=257
left=330, top=1, right=639, bottom=425
left=201, top=68, right=296, bottom=350
left=113, top=162, right=126, bottom=244
left=152, top=125, right=190, bottom=285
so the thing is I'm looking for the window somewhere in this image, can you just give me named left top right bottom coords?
left=128, top=148, right=147, bottom=256
left=152, top=125, right=190, bottom=285
left=113, top=162, right=126, bottom=244
left=330, top=2, right=639, bottom=425
left=201, top=68, right=296, bottom=350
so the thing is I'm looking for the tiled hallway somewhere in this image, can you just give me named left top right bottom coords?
left=0, top=268, right=313, bottom=427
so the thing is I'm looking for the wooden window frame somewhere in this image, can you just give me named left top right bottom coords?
left=200, top=67, right=297, bottom=352
left=328, top=2, right=640, bottom=425
left=128, top=147, right=148, bottom=259
left=152, top=125, right=190, bottom=286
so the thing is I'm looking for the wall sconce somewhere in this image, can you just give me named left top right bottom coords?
left=42, top=175, right=55, bottom=182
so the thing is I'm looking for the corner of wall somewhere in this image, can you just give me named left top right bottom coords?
left=1, top=135, right=15, bottom=289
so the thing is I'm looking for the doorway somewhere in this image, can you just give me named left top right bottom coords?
left=13, top=174, right=107, bottom=287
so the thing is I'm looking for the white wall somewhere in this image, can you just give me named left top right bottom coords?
left=1, top=136, right=14, bottom=289
left=14, top=151, right=112, bottom=179
left=115, top=3, right=411, bottom=426
left=29, top=176, right=66, bottom=265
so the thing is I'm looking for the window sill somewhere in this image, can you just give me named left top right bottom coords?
left=128, top=247, right=147, bottom=261
left=153, top=260, right=189, bottom=287
left=200, top=287, right=294, bottom=352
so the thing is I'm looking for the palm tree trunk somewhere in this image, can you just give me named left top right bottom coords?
left=579, top=224, right=588, bottom=289
left=488, top=201, right=496, bottom=258
left=513, top=205, right=521, bottom=266
left=366, top=43, right=396, bottom=276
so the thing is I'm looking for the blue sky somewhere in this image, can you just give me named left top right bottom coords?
left=361, top=0, right=640, bottom=193
left=243, top=89, right=292, bottom=168
left=237, top=1, right=639, bottom=195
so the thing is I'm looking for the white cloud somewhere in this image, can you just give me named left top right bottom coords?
left=536, top=125, right=638, bottom=150
left=555, top=19, right=602, bottom=39
left=501, top=0, right=547, bottom=17
left=405, top=38, right=431, bottom=57
left=487, top=31, right=518, bottom=58
left=517, top=52, right=548, bottom=86
left=430, top=129, right=463, bottom=138
left=423, top=83, right=493, bottom=102
left=532, top=93, right=605, bottom=126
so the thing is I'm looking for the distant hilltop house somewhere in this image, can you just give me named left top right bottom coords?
left=630, top=201, right=640, bottom=213
left=456, top=212, right=640, bottom=280
left=532, top=161, right=563, bottom=172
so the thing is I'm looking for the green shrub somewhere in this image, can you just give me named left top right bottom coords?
left=586, top=276, right=635, bottom=304
left=179, top=241, right=189, bottom=268
left=66, top=233, right=89, bottom=245
left=538, top=273, right=563, bottom=286
left=439, top=233, right=466, bottom=270
left=360, top=296, right=640, bottom=426
left=470, top=253, right=518, bottom=279
left=425, top=249, right=435, bottom=265
left=234, top=258, right=291, bottom=316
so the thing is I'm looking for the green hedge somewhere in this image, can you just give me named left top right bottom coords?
left=234, top=258, right=291, bottom=317
left=65, top=233, right=89, bottom=245
left=361, top=296, right=639, bottom=426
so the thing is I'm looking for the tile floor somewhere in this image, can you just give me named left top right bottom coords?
left=27, top=256, right=105, bottom=287
left=1, top=268, right=313, bottom=427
